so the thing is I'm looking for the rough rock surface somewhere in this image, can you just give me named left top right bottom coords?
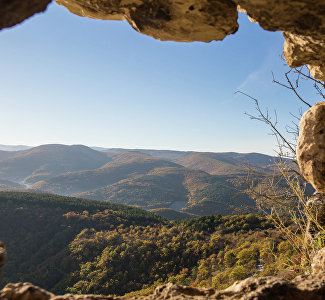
left=0, top=241, right=6, bottom=275
left=2, top=275, right=325, bottom=300
left=0, top=0, right=324, bottom=80
left=54, top=0, right=239, bottom=42
left=312, top=248, right=325, bottom=274
left=49, top=0, right=325, bottom=81
left=283, top=32, right=325, bottom=77
left=297, top=102, right=325, bottom=193
left=305, top=193, right=325, bottom=244
left=234, top=1, right=325, bottom=38
left=0, top=0, right=51, bottom=30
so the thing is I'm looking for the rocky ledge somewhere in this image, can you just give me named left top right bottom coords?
left=1, top=273, right=325, bottom=300
left=1, top=0, right=324, bottom=81
left=1, top=245, right=325, bottom=300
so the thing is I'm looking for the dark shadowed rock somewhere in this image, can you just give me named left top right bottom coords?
left=54, top=0, right=239, bottom=42
left=0, top=241, right=6, bottom=274
left=0, top=0, right=51, bottom=29
left=0, top=0, right=324, bottom=79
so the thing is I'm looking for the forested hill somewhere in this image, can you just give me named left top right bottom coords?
left=0, top=191, right=165, bottom=291
left=0, top=144, right=279, bottom=217
left=0, top=144, right=111, bottom=183
left=0, top=192, right=301, bottom=297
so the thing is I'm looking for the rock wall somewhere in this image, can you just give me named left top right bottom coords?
left=297, top=102, right=325, bottom=194
left=0, top=0, right=324, bottom=81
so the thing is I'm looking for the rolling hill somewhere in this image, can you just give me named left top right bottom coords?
left=0, top=144, right=31, bottom=151
left=0, top=144, right=279, bottom=217
left=30, top=152, right=256, bottom=216
left=0, top=144, right=111, bottom=184
left=32, top=152, right=178, bottom=195
left=103, top=148, right=276, bottom=175
left=0, top=150, right=19, bottom=162
left=0, top=191, right=165, bottom=293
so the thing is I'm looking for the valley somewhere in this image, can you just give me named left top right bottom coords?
left=0, top=144, right=278, bottom=218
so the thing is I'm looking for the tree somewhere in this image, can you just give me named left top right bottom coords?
left=237, top=63, right=325, bottom=273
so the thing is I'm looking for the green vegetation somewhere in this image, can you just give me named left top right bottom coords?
left=148, top=208, right=198, bottom=220
left=34, top=157, right=256, bottom=216
left=0, top=191, right=165, bottom=292
left=0, top=192, right=304, bottom=296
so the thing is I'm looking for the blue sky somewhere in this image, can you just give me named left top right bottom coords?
left=0, top=3, right=319, bottom=154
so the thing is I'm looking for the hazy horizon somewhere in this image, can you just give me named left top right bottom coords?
left=0, top=142, right=278, bottom=156
left=1, top=2, right=319, bottom=156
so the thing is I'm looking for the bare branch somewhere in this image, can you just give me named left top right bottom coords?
left=236, top=91, right=296, bottom=154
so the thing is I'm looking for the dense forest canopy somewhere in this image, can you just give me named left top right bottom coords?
left=0, top=192, right=302, bottom=296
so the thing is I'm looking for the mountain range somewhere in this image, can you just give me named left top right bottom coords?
left=0, top=144, right=278, bottom=217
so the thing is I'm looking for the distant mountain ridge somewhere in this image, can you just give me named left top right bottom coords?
left=0, top=144, right=278, bottom=217
left=0, top=144, right=31, bottom=151
left=103, top=148, right=277, bottom=175
left=0, top=144, right=111, bottom=183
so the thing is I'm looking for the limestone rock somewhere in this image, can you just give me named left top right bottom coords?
left=54, top=0, right=239, bottom=42
left=150, top=283, right=214, bottom=299
left=234, top=1, right=325, bottom=81
left=0, top=0, right=325, bottom=80
left=2, top=276, right=325, bottom=300
left=53, top=0, right=325, bottom=81
left=283, top=32, right=325, bottom=81
left=0, top=283, right=54, bottom=300
left=308, top=64, right=325, bottom=82
left=213, top=274, right=325, bottom=299
left=53, top=295, right=117, bottom=300
left=297, top=102, right=325, bottom=193
left=312, top=248, right=325, bottom=274
left=0, top=0, right=51, bottom=30
left=0, top=241, right=6, bottom=274
left=234, top=1, right=325, bottom=38
left=305, top=193, right=325, bottom=244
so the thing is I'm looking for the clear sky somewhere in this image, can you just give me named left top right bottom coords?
left=0, top=3, right=319, bottom=155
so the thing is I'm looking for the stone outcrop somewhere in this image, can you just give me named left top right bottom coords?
left=297, top=102, right=325, bottom=193
left=0, top=0, right=51, bottom=30
left=0, top=241, right=6, bottom=275
left=283, top=32, right=325, bottom=80
left=312, top=248, right=325, bottom=275
left=54, top=0, right=239, bottom=43
left=2, top=274, right=325, bottom=300
left=305, top=193, right=325, bottom=244
left=0, top=0, right=324, bottom=80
